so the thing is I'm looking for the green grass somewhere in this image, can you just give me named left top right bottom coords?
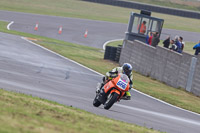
left=133, top=73, right=200, bottom=112
left=0, top=0, right=200, bottom=32
left=0, top=89, right=162, bottom=133
left=107, top=40, right=123, bottom=47
left=1, top=21, right=200, bottom=115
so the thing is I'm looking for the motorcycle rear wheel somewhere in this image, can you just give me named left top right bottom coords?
left=104, top=92, right=119, bottom=110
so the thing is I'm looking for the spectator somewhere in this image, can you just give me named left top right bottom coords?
left=145, top=32, right=149, bottom=44
left=179, top=36, right=185, bottom=51
left=174, top=35, right=182, bottom=53
left=148, top=32, right=153, bottom=45
left=151, top=32, right=160, bottom=47
left=138, top=21, right=146, bottom=34
left=163, top=36, right=170, bottom=48
left=193, top=40, right=200, bottom=55
left=146, top=32, right=153, bottom=45
left=169, top=40, right=176, bottom=51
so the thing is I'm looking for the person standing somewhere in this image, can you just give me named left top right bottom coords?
left=138, top=21, right=147, bottom=34
left=151, top=32, right=160, bottom=47
left=148, top=32, right=153, bottom=45
left=193, top=40, right=200, bottom=55
left=146, top=32, right=153, bottom=45
left=174, top=36, right=182, bottom=53
left=179, top=36, right=185, bottom=51
left=163, top=36, right=170, bottom=48
left=169, top=40, right=176, bottom=51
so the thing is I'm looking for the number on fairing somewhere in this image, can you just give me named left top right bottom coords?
left=116, top=79, right=127, bottom=90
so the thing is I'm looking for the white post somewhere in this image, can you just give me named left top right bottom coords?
left=186, top=57, right=197, bottom=92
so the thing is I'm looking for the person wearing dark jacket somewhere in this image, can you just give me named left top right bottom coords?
left=151, top=32, right=160, bottom=47
left=193, top=40, right=200, bottom=55
left=179, top=36, right=185, bottom=51
left=163, top=36, right=170, bottom=48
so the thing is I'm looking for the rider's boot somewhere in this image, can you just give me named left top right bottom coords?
left=121, top=91, right=131, bottom=100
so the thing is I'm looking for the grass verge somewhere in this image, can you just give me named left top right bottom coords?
left=1, top=21, right=200, bottom=114
left=0, top=0, right=200, bottom=32
left=0, top=89, right=162, bottom=133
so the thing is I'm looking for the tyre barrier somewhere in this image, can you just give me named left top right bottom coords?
left=115, top=45, right=122, bottom=62
left=104, top=45, right=122, bottom=62
left=104, top=46, right=112, bottom=59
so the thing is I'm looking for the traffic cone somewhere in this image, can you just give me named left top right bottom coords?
left=84, top=29, right=88, bottom=38
left=34, top=23, right=39, bottom=31
left=58, top=26, right=62, bottom=34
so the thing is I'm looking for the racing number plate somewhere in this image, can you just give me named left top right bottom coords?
left=116, top=79, right=127, bottom=90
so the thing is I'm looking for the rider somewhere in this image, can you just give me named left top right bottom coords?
left=98, top=63, right=133, bottom=100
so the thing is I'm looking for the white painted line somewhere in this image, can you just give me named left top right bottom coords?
left=132, top=88, right=200, bottom=116
left=103, top=39, right=123, bottom=50
left=116, top=104, right=200, bottom=126
left=7, top=21, right=14, bottom=30
left=21, top=37, right=104, bottom=77
left=21, top=36, right=200, bottom=117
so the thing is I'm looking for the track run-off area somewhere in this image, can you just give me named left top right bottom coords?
left=0, top=10, right=200, bottom=133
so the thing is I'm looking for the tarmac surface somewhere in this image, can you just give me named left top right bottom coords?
left=1, top=10, right=200, bottom=49
left=0, top=10, right=200, bottom=133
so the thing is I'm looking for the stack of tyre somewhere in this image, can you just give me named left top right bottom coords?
left=104, top=45, right=122, bottom=62
left=115, top=45, right=122, bottom=62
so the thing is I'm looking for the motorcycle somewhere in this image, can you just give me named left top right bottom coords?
left=93, top=73, right=130, bottom=110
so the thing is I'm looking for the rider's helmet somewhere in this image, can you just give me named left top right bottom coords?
left=122, top=63, right=132, bottom=76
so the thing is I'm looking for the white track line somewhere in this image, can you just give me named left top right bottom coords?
left=20, top=36, right=200, bottom=117
left=103, top=39, right=123, bottom=50
left=132, top=89, right=200, bottom=116
left=7, top=21, right=14, bottom=30
left=21, top=37, right=103, bottom=77
left=116, top=104, right=200, bottom=126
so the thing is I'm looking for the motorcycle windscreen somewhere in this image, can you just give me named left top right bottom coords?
left=116, top=74, right=129, bottom=90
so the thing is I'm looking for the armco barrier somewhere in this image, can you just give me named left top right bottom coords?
left=119, top=40, right=200, bottom=96
left=82, top=0, right=200, bottom=19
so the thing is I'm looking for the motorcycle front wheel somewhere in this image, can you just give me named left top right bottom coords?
left=104, top=92, right=119, bottom=110
left=93, top=95, right=101, bottom=107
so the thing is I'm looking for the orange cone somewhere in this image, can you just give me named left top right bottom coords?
left=34, top=23, right=39, bottom=31
left=84, top=29, right=88, bottom=38
left=58, top=26, right=62, bottom=34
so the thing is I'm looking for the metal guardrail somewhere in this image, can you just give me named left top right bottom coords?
left=81, top=0, right=200, bottom=19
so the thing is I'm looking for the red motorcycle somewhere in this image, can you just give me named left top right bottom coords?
left=93, top=73, right=130, bottom=110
